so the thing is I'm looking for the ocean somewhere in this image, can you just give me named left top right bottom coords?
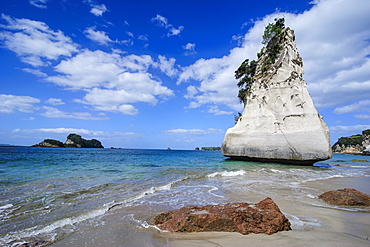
left=0, top=147, right=369, bottom=247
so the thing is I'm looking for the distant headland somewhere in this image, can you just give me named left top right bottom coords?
left=32, top=133, right=104, bottom=148
left=332, top=129, right=370, bottom=155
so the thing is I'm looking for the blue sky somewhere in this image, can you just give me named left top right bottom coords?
left=1, top=0, right=370, bottom=149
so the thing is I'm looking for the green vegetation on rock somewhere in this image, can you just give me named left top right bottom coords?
left=363, top=129, right=370, bottom=136
left=332, top=129, right=370, bottom=154
left=32, top=139, right=65, bottom=147
left=33, top=133, right=104, bottom=148
left=201, top=147, right=221, bottom=151
left=236, top=18, right=286, bottom=103
left=333, top=135, right=362, bottom=147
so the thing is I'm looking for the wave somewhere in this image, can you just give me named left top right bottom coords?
left=108, top=176, right=189, bottom=210
left=1, top=176, right=189, bottom=246
left=284, top=213, right=324, bottom=230
left=1, top=203, right=111, bottom=246
left=206, top=170, right=247, bottom=178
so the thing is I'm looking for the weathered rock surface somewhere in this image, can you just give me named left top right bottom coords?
left=17, top=240, right=49, bottom=247
left=318, top=188, right=370, bottom=206
left=222, top=27, right=331, bottom=165
left=152, top=197, right=291, bottom=235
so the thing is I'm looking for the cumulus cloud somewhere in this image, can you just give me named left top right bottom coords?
left=0, top=14, right=78, bottom=67
left=183, top=43, right=196, bottom=56
left=178, top=0, right=370, bottom=115
left=40, top=106, right=109, bottom=120
left=90, top=4, right=107, bottom=16
left=0, top=15, right=178, bottom=116
left=151, top=14, right=184, bottom=37
left=157, top=55, right=178, bottom=77
left=46, top=50, right=174, bottom=115
left=84, top=27, right=114, bottom=45
left=0, top=94, right=40, bottom=113
left=45, top=98, right=65, bottom=105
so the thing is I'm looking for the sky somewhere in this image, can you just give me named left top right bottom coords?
left=0, top=0, right=370, bottom=149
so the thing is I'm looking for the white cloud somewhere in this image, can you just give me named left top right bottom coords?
left=0, top=14, right=78, bottom=67
left=354, top=114, right=370, bottom=120
left=0, top=94, right=40, bottom=113
left=334, top=100, right=370, bottom=114
left=207, top=106, right=233, bottom=115
left=163, top=128, right=223, bottom=136
left=40, top=106, right=109, bottom=120
left=126, top=31, right=134, bottom=38
left=45, top=49, right=174, bottom=115
left=183, top=43, right=196, bottom=56
left=45, top=98, right=65, bottom=105
left=151, top=14, right=184, bottom=37
left=157, top=55, right=178, bottom=77
left=29, top=0, right=48, bottom=9
left=90, top=4, right=107, bottom=16
left=22, top=68, right=47, bottom=78
left=12, top=127, right=143, bottom=139
left=151, top=14, right=168, bottom=27
left=84, top=27, right=114, bottom=45
left=178, top=0, right=370, bottom=115
left=168, top=26, right=184, bottom=37
left=330, top=124, right=370, bottom=136
left=138, top=35, right=148, bottom=41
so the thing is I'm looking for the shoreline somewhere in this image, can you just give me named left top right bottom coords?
left=51, top=175, right=370, bottom=247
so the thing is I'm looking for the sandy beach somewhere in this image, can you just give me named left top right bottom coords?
left=52, top=176, right=370, bottom=247
left=153, top=176, right=370, bottom=247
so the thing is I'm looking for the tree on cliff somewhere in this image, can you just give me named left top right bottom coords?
left=235, top=18, right=285, bottom=102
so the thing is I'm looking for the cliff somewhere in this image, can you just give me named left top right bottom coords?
left=222, top=18, right=332, bottom=165
left=332, top=129, right=370, bottom=155
left=32, top=133, right=104, bottom=148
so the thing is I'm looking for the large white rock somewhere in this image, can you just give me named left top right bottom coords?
left=222, top=28, right=332, bottom=165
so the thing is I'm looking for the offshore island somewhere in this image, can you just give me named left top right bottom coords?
left=32, top=133, right=104, bottom=148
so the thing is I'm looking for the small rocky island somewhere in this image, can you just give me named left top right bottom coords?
left=32, top=133, right=104, bottom=148
left=332, top=129, right=370, bottom=155
left=222, top=18, right=332, bottom=165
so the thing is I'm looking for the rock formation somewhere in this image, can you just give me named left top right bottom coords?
left=318, top=188, right=370, bottom=206
left=152, top=197, right=291, bottom=235
left=32, top=133, right=104, bottom=148
left=332, top=129, right=370, bottom=155
left=363, top=130, right=370, bottom=154
left=222, top=19, right=332, bottom=165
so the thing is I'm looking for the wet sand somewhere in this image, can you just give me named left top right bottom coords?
left=160, top=176, right=370, bottom=247
left=52, top=176, right=370, bottom=247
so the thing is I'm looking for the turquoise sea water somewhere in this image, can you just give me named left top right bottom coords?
left=0, top=147, right=369, bottom=246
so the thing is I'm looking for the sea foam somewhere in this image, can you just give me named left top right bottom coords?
left=207, top=170, right=246, bottom=178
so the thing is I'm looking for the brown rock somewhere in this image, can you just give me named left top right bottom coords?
left=17, top=240, right=49, bottom=247
left=151, top=197, right=291, bottom=235
left=318, top=188, right=370, bottom=206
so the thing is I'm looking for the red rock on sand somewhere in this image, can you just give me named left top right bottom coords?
left=318, top=188, right=370, bottom=206
left=152, top=197, right=291, bottom=235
